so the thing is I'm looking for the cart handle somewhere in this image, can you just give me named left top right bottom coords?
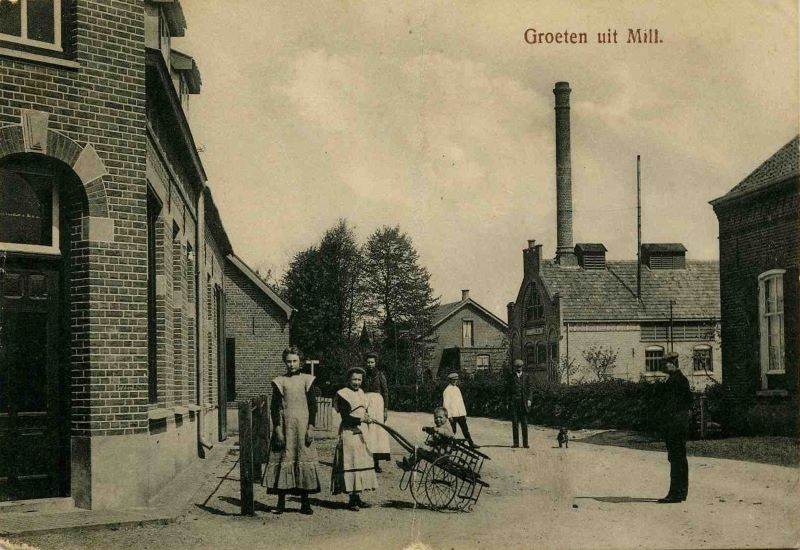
left=370, top=420, right=416, bottom=454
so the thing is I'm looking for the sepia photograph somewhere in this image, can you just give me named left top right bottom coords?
left=0, top=1, right=797, bottom=549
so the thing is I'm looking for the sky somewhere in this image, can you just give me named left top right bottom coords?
left=176, top=0, right=799, bottom=318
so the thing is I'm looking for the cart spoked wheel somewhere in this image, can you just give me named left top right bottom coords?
left=407, top=465, right=427, bottom=506
left=424, top=455, right=461, bottom=511
left=453, top=460, right=477, bottom=512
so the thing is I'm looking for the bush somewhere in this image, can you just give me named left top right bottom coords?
left=391, top=378, right=669, bottom=434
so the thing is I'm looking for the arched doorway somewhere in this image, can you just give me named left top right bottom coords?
left=0, top=153, right=86, bottom=500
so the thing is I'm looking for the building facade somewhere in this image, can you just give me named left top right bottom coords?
left=507, top=82, right=720, bottom=390
left=0, top=0, right=281, bottom=510
left=710, top=136, right=799, bottom=424
left=428, top=290, right=508, bottom=379
left=223, top=254, right=293, bottom=405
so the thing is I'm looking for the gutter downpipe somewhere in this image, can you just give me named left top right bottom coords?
left=196, top=185, right=213, bottom=456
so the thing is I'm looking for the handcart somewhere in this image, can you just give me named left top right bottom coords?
left=373, top=421, right=490, bottom=512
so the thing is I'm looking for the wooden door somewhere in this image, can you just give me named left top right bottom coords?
left=0, top=265, right=67, bottom=501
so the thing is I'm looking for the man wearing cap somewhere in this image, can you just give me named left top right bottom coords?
left=442, top=372, right=478, bottom=448
left=506, top=359, right=532, bottom=448
left=658, top=351, right=694, bottom=503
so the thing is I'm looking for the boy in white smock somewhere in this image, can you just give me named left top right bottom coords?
left=442, top=372, right=478, bottom=448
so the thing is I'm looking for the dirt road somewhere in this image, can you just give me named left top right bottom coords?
left=14, top=412, right=800, bottom=550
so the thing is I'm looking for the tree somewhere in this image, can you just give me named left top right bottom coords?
left=582, top=345, right=619, bottom=381
left=281, top=219, right=363, bottom=388
left=360, top=226, right=439, bottom=383
left=555, top=354, right=582, bottom=385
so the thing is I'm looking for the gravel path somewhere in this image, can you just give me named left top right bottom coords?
left=13, top=412, right=800, bottom=550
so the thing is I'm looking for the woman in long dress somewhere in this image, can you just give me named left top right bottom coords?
left=262, top=347, right=320, bottom=515
left=331, top=367, right=378, bottom=511
left=362, top=352, right=392, bottom=472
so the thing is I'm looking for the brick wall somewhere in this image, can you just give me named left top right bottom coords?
left=714, top=180, right=800, bottom=399
left=223, top=261, right=291, bottom=403
left=0, top=0, right=151, bottom=436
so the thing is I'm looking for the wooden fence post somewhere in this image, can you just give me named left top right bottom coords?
left=239, top=399, right=254, bottom=516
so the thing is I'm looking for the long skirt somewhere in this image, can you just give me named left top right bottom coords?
left=331, top=429, right=378, bottom=495
left=262, top=414, right=320, bottom=494
left=363, top=393, right=391, bottom=459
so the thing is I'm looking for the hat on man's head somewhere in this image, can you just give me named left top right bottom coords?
left=513, top=359, right=525, bottom=367
left=447, top=372, right=460, bottom=380
left=663, top=352, right=679, bottom=364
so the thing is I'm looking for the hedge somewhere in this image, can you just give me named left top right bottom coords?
left=388, top=379, right=798, bottom=437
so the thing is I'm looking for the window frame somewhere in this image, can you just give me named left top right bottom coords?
left=475, top=354, right=491, bottom=374
left=525, top=285, right=544, bottom=323
left=645, top=345, right=664, bottom=373
left=461, top=319, right=474, bottom=348
left=0, top=0, right=63, bottom=52
left=692, top=345, right=713, bottom=373
left=758, top=269, right=786, bottom=388
left=0, top=165, right=60, bottom=256
left=147, top=189, right=162, bottom=404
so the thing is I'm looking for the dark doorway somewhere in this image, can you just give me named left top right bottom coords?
left=225, top=338, right=236, bottom=403
left=0, top=263, right=67, bottom=501
left=215, top=286, right=227, bottom=441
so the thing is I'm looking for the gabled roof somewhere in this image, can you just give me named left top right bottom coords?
left=711, top=136, right=799, bottom=206
left=433, top=297, right=508, bottom=330
left=226, top=254, right=295, bottom=320
left=538, top=259, right=719, bottom=322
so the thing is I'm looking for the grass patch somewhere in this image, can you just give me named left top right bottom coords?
left=577, top=431, right=799, bottom=467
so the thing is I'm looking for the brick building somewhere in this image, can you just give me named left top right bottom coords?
left=427, top=290, right=508, bottom=379
left=223, top=254, right=293, bottom=405
left=0, top=0, right=286, bottom=510
left=507, top=83, right=720, bottom=389
left=710, top=136, right=799, bottom=423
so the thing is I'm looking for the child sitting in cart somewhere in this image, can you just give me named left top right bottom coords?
left=399, top=407, right=454, bottom=470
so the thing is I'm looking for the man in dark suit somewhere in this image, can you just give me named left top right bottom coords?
left=658, top=351, right=694, bottom=503
left=507, top=359, right=533, bottom=448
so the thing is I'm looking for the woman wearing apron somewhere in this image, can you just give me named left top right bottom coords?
left=331, top=367, right=378, bottom=511
left=361, top=352, right=391, bottom=472
left=262, top=347, right=320, bottom=515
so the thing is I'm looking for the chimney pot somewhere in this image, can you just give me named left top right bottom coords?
left=461, top=289, right=470, bottom=301
left=527, top=239, right=536, bottom=249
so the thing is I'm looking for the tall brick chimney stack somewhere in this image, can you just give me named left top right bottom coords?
left=554, top=82, right=577, bottom=266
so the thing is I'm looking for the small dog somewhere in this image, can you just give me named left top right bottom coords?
left=557, top=427, right=569, bottom=448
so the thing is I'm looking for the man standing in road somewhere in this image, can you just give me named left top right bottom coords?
left=507, top=359, right=532, bottom=448
left=658, top=351, right=694, bottom=503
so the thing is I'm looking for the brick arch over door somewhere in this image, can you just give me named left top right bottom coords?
left=0, top=116, right=109, bottom=218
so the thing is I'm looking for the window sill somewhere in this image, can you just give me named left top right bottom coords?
left=186, top=404, right=202, bottom=412
left=0, top=46, right=80, bottom=70
left=173, top=406, right=189, bottom=416
left=756, top=389, right=788, bottom=398
left=147, top=408, right=172, bottom=421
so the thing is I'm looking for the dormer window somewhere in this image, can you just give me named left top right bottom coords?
left=641, top=243, right=687, bottom=269
left=0, top=0, right=62, bottom=52
left=575, top=243, right=607, bottom=269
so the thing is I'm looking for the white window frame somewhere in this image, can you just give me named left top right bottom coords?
left=0, top=0, right=63, bottom=52
left=692, top=344, right=713, bottom=373
left=0, top=174, right=60, bottom=256
left=645, top=345, right=664, bottom=373
left=758, top=269, right=786, bottom=389
left=461, top=319, right=474, bottom=348
left=475, top=354, right=490, bottom=373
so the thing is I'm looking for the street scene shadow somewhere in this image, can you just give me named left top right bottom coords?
left=575, top=496, right=660, bottom=504
left=289, top=496, right=353, bottom=510
left=380, top=499, right=433, bottom=512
